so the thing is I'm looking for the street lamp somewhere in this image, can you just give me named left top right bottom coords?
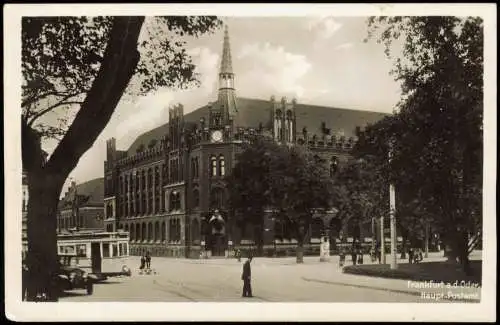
left=388, top=139, right=397, bottom=270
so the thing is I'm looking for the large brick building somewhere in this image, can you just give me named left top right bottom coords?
left=103, top=26, right=388, bottom=258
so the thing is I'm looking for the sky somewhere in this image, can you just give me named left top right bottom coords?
left=42, top=16, right=403, bottom=197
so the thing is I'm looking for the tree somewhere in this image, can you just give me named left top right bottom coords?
left=331, top=155, right=389, bottom=241
left=227, top=138, right=334, bottom=262
left=225, top=137, right=282, bottom=255
left=22, top=16, right=221, bottom=301
left=364, top=16, right=483, bottom=273
left=269, top=145, right=333, bottom=263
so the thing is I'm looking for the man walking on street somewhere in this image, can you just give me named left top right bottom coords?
left=145, top=251, right=151, bottom=269
left=241, top=256, right=253, bottom=297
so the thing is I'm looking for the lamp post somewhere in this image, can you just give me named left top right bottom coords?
left=380, top=215, right=385, bottom=264
left=388, top=140, right=397, bottom=270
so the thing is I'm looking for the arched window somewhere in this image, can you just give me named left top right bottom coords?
left=155, top=195, right=160, bottom=215
left=162, top=163, right=167, bottom=185
left=106, top=204, right=113, bottom=219
left=148, top=168, right=153, bottom=189
left=169, top=191, right=181, bottom=211
left=175, top=219, right=181, bottom=241
left=191, top=158, right=198, bottom=179
left=142, top=170, right=146, bottom=190
left=191, top=219, right=200, bottom=243
left=141, top=223, right=146, bottom=242
left=170, top=219, right=180, bottom=242
left=148, top=223, right=153, bottom=241
left=135, top=223, right=140, bottom=241
left=210, top=156, right=217, bottom=177
left=210, top=187, right=225, bottom=209
left=154, top=221, right=160, bottom=242
left=154, top=166, right=159, bottom=186
left=161, top=221, right=166, bottom=242
left=192, top=189, right=200, bottom=208
left=129, top=224, right=134, bottom=240
left=219, top=155, right=225, bottom=176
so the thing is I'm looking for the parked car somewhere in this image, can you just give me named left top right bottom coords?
left=54, top=256, right=96, bottom=295
left=21, top=256, right=96, bottom=300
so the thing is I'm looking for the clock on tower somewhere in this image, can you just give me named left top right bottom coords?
left=210, top=130, right=223, bottom=143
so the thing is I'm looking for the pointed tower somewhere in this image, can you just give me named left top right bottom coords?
left=215, top=25, right=237, bottom=124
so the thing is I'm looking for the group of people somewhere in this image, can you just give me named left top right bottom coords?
left=408, top=247, right=424, bottom=264
left=139, top=251, right=152, bottom=270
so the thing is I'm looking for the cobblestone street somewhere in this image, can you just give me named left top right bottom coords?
left=59, top=252, right=481, bottom=303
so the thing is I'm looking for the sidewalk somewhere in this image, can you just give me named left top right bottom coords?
left=301, top=251, right=482, bottom=302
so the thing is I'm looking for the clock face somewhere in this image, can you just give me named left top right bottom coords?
left=211, top=130, right=223, bottom=142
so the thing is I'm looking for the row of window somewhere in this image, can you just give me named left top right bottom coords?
left=120, top=218, right=201, bottom=243
left=58, top=214, right=84, bottom=230
left=113, top=154, right=227, bottom=198
left=111, top=186, right=225, bottom=219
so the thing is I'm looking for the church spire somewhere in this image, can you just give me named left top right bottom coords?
left=220, top=25, right=233, bottom=75
left=216, top=23, right=237, bottom=120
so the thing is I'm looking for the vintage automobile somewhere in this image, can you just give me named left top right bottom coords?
left=54, top=255, right=97, bottom=295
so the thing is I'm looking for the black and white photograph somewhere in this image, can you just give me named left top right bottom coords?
left=4, top=3, right=496, bottom=322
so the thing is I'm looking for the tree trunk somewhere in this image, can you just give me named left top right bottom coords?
left=22, top=16, right=144, bottom=301
left=25, top=171, right=65, bottom=301
left=296, top=224, right=305, bottom=264
left=296, top=242, right=304, bottom=264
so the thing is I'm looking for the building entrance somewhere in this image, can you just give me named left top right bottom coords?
left=210, top=233, right=226, bottom=257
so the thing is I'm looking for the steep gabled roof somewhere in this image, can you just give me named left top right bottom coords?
left=59, top=177, right=104, bottom=209
left=126, top=97, right=389, bottom=156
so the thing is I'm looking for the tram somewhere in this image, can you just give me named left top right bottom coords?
left=57, top=230, right=131, bottom=280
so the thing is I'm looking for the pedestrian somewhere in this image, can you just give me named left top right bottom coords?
left=357, top=248, right=363, bottom=265
left=339, top=248, right=345, bottom=267
left=146, top=251, right=151, bottom=269
left=408, top=247, right=414, bottom=264
left=241, top=256, right=253, bottom=297
left=140, top=254, right=145, bottom=270
left=414, top=248, right=423, bottom=263
left=351, top=248, right=357, bottom=265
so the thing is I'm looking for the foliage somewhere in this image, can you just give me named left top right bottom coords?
left=22, top=15, right=222, bottom=301
left=227, top=138, right=334, bottom=248
left=331, top=155, right=388, bottom=229
left=364, top=16, right=483, bottom=267
left=22, top=16, right=222, bottom=140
